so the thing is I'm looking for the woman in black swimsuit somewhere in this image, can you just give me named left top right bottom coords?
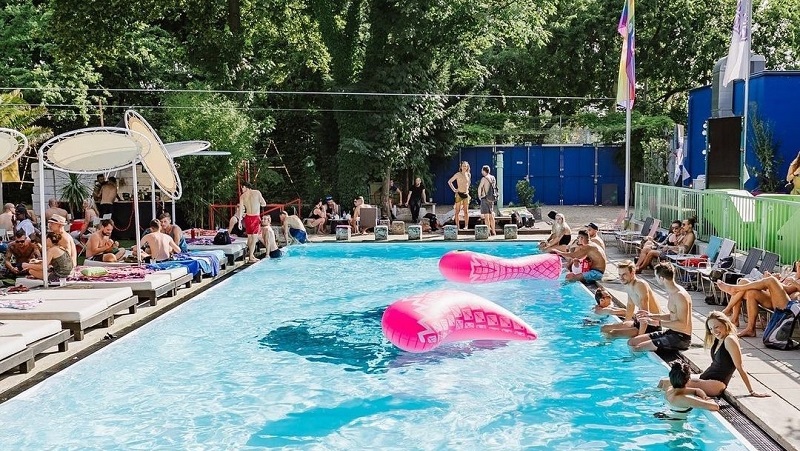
left=659, top=311, right=769, bottom=398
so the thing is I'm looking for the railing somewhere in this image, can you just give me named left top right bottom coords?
left=207, top=198, right=303, bottom=229
left=635, top=183, right=800, bottom=263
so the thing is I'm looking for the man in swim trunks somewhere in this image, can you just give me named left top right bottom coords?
left=280, top=210, right=308, bottom=244
left=137, top=219, right=181, bottom=262
left=85, top=219, right=126, bottom=262
left=629, top=263, right=693, bottom=352
left=554, top=230, right=607, bottom=283
left=238, top=181, right=267, bottom=262
left=259, top=215, right=282, bottom=258
left=595, top=260, right=662, bottom=338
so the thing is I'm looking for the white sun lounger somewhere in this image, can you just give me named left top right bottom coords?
left=0, top=288, right=138, bottom=340
left=82, top=262, right=194, bottom=295
left=186, top=242, right=246, bottom=265
left=0, top=320, right=71, bottom=375
left=64, top=272, right=176, bottom=307
left=0, top=336, right=29, bottom=376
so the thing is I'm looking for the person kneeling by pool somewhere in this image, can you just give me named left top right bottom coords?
left=279, top=210, right=308, bottom=245
left=554, top=230, right=606, bottom=283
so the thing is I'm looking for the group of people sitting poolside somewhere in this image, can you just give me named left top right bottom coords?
left=538, top=210, right=609, bottom=284
left=591, top=259, right=769, bottom=420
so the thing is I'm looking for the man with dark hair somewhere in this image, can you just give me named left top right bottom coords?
left=158, top=212, right=187, bottom=252
left=628, top=262, right=693, bottom=352
left=99, top=176, right=121, bottom=219
left=138, top=219, right=181, bottom=262
left=86, top=218, right=126, bottom=262
left=478, top=165, right=497, bottom=236
left=238, top=181, right=267, bottom=261
left=4, top=229, right=40, bottom=276
left=14, top=205, right=35, bottom=238
left=554, top=230, right=607, bottom=283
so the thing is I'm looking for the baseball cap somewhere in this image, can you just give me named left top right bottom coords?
left=547, top=210, right=557, bottom=220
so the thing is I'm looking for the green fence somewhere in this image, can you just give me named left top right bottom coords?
left=635, top=183, right=800, bottom=263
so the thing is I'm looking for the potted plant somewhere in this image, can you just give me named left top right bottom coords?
left=515, top=179, right=542, bottom=220
left=60, top=173, right=90, bottom=218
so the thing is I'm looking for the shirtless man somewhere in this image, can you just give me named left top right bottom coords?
left=238, top=181, right=267, bottom=261
left=158, top=213, right=187, bottom=253
left=478, top=165, right=497, bottom=236
left=137, top=219, right=181, bottom=262
left=44, top=199, right=69, bottom=222
left=99, top=176, right=121, bottom=218
left=350, top=196, right=371, bottom=234
left=447, top=161, right=471, bottom=230
left=280, top=210, right=308, bottom=244
left=717, top=275, right=793, bottom=337
left=86, top=219, right=126, bottom=262
left=0, top=203, right=14, bottom=233
left=259, top=215, right=282, bottom=258
left=596, top=260, right=662, bottom=338
left=585, top=223, right=605, bottom=249
left=555, top=230, right=607, bottom=283
left=47, top=214, right=77, bottom=266
left=628, top=263, right=693, bottom=352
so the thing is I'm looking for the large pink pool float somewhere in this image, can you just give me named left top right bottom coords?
left=381, top=290, right=538, bottom=353
left=438, top=250, right=562, bottom=283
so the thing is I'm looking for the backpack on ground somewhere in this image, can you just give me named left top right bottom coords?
left=213, top=229, right=232, bottom=245
left=763, top=300, right=800, bottom=350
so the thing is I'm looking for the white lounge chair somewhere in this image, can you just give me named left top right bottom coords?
left=0, top=320, right=71, bottom=375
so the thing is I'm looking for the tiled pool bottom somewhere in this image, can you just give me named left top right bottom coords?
left=0, top=243, right=752, bottom=449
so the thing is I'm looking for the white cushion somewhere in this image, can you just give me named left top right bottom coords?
left=0, top=320, right=62, bottom=344
left=0, top=298, right=109, bottom=322
left=0, top=336, right=27, bottom=360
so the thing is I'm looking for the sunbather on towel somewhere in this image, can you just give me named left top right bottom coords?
left=85, top=219, right=126, bottom=262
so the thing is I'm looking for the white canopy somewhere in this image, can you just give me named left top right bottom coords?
left=124, top=110, right=181, bottom=200
left=0, top=128, right=29, bottom=170
left=40, top=127, right=150, bottom=173
left=165, top=140, right=211, bottom=158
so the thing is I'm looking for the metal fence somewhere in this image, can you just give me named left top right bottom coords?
left=635, top=183, right=800, bottom=263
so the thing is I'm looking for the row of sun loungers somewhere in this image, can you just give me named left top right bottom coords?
left=0, top=240, right=248, bottom=378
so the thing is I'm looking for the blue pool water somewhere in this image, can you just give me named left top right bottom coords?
left=0, top=242, right=750, bottom=450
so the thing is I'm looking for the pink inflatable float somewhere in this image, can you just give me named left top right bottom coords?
left=438, top=250, right=562, bottom=283
left=381, top=290, right=538, bottom=353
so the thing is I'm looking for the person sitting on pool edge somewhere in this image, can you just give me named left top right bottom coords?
left=259, top=215, right=283, bottom=258
left=657, top=311, right=770, bottom=399
left=554, top=230, right=606, bottom=283
left=629, top=263, right=693, bottom=353
left=656, top=361, right=719, bottom=420
left=280, top=210, right=308, bottom=244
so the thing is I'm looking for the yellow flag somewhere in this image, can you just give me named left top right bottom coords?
left=1, top=160, right=21, bottom=183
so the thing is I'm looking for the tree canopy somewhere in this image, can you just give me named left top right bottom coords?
left=1, top=0, right=799, bottom=217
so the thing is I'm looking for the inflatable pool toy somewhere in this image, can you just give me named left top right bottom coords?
left=438, top=250, right=562, bottom=283
left=381, top=290, right=537, bottom=353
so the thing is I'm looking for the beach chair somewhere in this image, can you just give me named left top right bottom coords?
left=707, top=247, right=764, bottom=305
left=358, top=207, right=378, bottom=233
left=619, top=219, right=660, bottom=255
left=0, top=320, right=71, bottom=375
left=683, top=238, right=735, bottom=293
left=614, top=217, right=654, bottom=251
left=599, top=209, right=629, bottom=243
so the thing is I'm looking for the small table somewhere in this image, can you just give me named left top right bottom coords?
left=329, top=219, right=350, bottom=234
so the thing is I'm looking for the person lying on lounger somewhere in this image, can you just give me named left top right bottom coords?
left=86, top=219, right=126, bottom=262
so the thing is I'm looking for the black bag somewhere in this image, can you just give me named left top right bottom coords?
left=213, top=229, right=231, bottom=245
left=763, top=300, right=800, bottom=350
left=718, top=256, right=734, bottom=269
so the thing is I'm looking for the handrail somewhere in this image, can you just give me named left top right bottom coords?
left=635, top=183, right=800, bottom=263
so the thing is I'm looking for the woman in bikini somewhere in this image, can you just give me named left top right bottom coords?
left=634, top=220, right=681, bottom=273
left=23, top=232, right=74, bottom=282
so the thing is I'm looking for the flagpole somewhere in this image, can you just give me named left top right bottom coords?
left=624, top=107, right=631, bottom=217
left=740, top=0, right=752, bottom=190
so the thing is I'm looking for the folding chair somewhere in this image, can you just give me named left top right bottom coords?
left=614, top=217, right=654, bottom=251
left=619, top=219, right=660, bottom=255
left=709, top=248, right=764, bottom=305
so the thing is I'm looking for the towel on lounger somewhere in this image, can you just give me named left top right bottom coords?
left=0, top=299, right=43, bottom=310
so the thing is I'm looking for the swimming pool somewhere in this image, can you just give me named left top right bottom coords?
left=0, top=242, right=751, bottom=449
